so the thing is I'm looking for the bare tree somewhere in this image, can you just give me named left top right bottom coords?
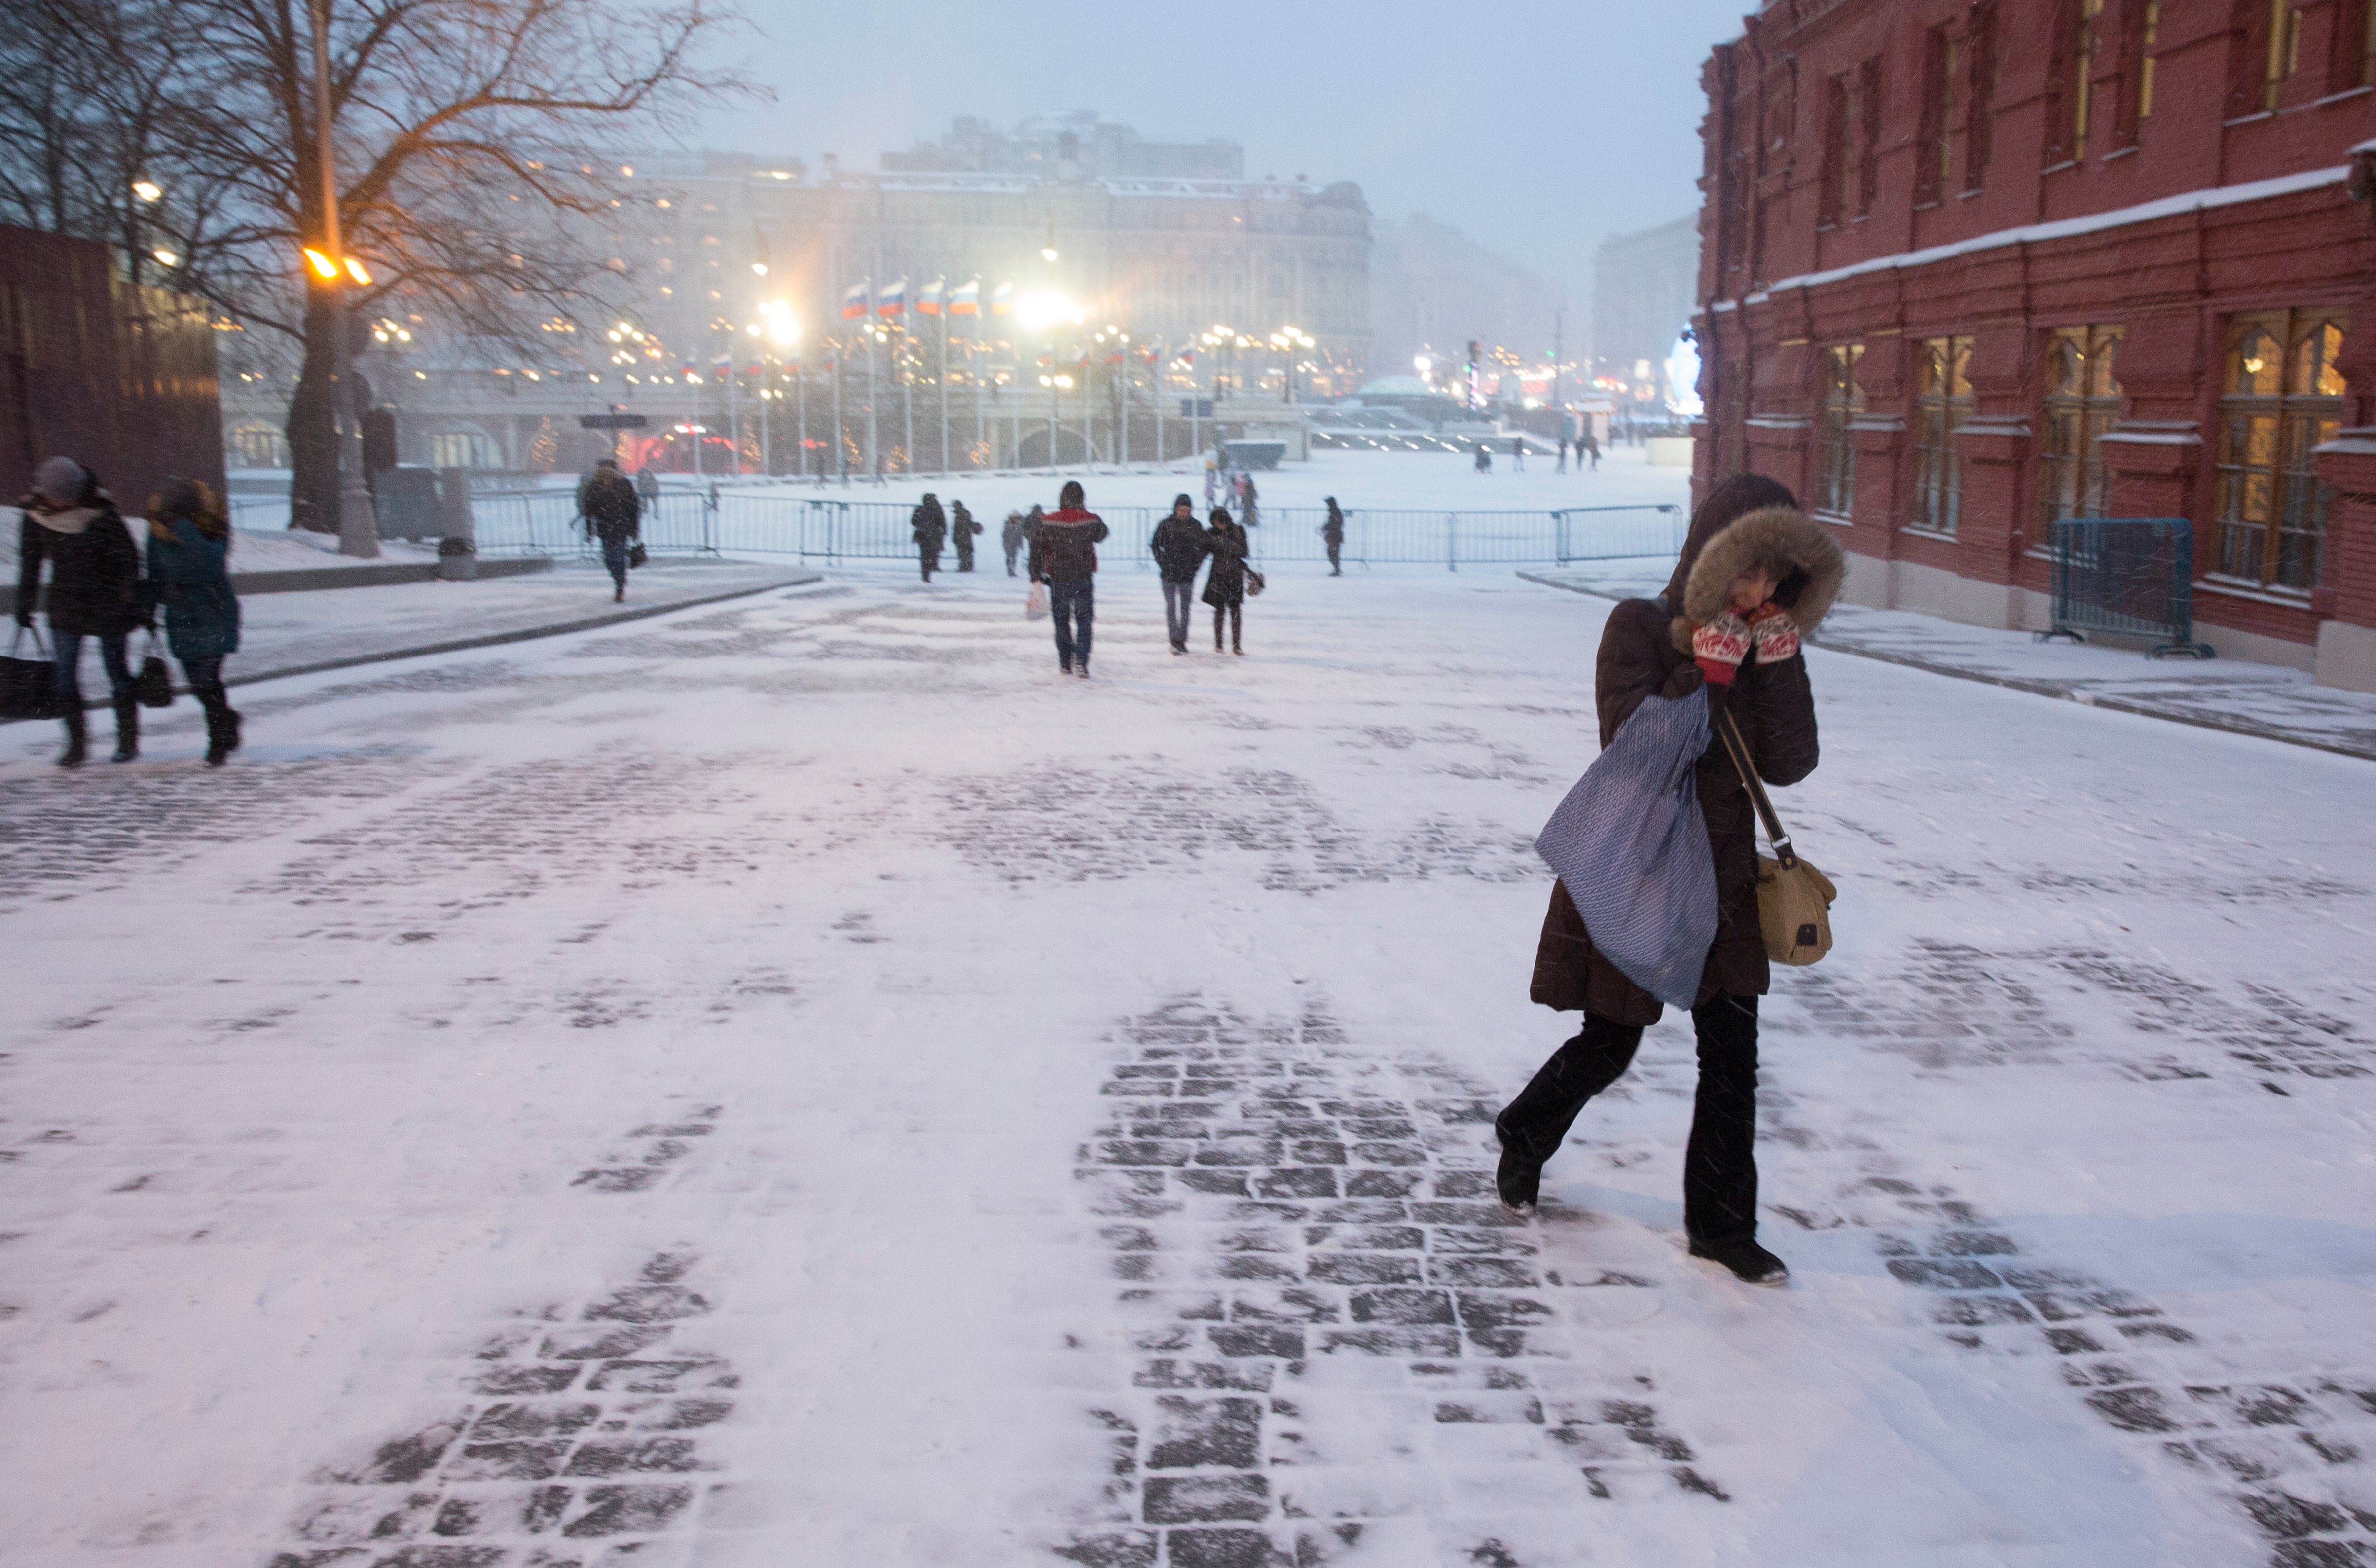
left=0, top=0, right=757, bottom=530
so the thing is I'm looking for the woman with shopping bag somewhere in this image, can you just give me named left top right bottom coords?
left=1496, top=474, right=1842, bottom=1286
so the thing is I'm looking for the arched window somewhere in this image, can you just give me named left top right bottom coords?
left=2214, top=311, right=2345, bottom=590
left=2037, top=326, right=2122, bottom=537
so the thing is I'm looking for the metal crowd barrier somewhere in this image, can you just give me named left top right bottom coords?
left=2040, top=517, right=2215, bottom=658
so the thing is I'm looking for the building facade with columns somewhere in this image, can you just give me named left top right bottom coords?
left=1695, top=0, right=2376, bottom=690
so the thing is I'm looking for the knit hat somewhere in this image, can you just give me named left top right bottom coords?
left=33, top=456, right=88, bottom=504
left=1173, top=493, right=1193, bottom=510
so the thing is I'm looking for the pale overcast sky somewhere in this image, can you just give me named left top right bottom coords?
left=697, top=0, right=1752, bottom=308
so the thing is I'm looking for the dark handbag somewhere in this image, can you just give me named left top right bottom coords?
left=134, top=632, right=175, bottom=708
left=627, top=541, right=649, bottom=569
left=1244, top=566, right=1266, bottom=598
left=2, top=626, right=57, bottom=719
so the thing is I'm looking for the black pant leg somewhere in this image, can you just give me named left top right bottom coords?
left=1682, top=993, right=1761, bottom=1243
left=1494, top=1015, right=1644, bottom=1165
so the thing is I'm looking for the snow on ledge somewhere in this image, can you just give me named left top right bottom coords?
left=1704, top=165, right=2350, bottom=310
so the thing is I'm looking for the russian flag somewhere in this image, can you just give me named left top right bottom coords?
left=917, top=277, right=944, bottom=316
left=990, top=281, right=1013, bottom=316
left=1178, top=347, right=1195, bottom=366
left=949, top=278, right=980, bottom=316
left=877, top=277, right=906, bottom=317
left=841, top=281, right=869, bottom=320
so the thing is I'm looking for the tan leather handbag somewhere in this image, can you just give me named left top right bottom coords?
left=1713, top=706, right=1837, bottom=966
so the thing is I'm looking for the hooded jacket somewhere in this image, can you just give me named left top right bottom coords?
left=911, top=496, right=947, bottom=549
left=1530, top=474, right=1842, bottom=1023
left=17, top=491, right=142, bottom=637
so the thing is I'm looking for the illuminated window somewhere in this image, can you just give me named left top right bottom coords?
left=2214, top=311, right=2345, bottom=591
left=1815, top=345, right=1864, bottom=517
left=1911, top=337, right=1974, bottom=534
left=2037, top=326, right=2122, bottom=538
left=2264, top=0, right=2299, bottom=109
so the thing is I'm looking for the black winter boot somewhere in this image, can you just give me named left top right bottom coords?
left=1494, top=1140, right=1542, bottom=1213
left=58, top=707, right=87, bottom=768
left=1688, top=1235, right=1789, bottom=1286
left=203, top=706, right=232, bottom=767
left=111, top=697, right=139, bottom=763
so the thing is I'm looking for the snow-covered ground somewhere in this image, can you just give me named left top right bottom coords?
left=2, top=563, right=2372, bottom=1568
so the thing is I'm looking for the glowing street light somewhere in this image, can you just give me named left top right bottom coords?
left=151, top=247, right=179, bottom=267
left=303, top=247, right=340, bottom=280
left=344, top=256, right=371, bottom=285
left=132, top=179, right=163, bottom=204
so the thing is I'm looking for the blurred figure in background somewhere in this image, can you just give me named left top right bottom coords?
left=145, top=477, right=243, bottom=766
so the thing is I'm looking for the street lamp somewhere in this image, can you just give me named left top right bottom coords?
left=302, top=0, right=377, bottom=555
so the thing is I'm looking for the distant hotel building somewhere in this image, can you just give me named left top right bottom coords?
left=1695, top=0, right=2376, bottom=690
left=227, top=115, right=1372, bottom=475
left=1594, top=215, right=1700, bottom=409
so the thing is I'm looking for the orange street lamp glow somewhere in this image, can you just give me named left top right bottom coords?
left=345, top=257, right=371, bottom=285
left=303, top=247, right=339, bottom=280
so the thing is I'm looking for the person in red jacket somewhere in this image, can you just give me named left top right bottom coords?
left=1027, top=480, right=1110, bottom=677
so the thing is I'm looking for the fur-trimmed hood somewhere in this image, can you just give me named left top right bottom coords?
left=1667, top=504, right=1846, bottom=647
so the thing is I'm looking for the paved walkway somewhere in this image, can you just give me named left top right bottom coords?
left=2, top=569, right=2369, bottom=1568
left=1520, top=567, right=2376, bottom=762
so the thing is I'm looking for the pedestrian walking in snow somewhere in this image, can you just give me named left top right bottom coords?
left=1475, top=443, right=1492, bottom=474
left=951, top=500, right=981, bottom=572
left=14, top=456, right=142, bottom=766
left=1202, top=507, right=1251, bottom=655
left=1203, top=460, right=1218, bottom=508
left=1584, top=430, right=1601, bottom=470
left=1001, top=509, right=1028, bottom=576
left=1494, top=473, right=1841, bottom=1288
left=636, top=466, right=661, bottom=510
left=581, top=459, right=642, bottom=603
left=1150, top=493, right=1211, bottom=654
left=1029, top=480, right=1108, bottom=676
left=144, top=477, right=242, bottom=766
left=1511, top=435, right=1527, bottom=472
left=1557, top=436, right=1570, bottom=474
left=1321, top=497, right=1346, bottom=576
left=1241, top=474, right=1259, bottom=530
left=912, top=493, right=947, bottom=582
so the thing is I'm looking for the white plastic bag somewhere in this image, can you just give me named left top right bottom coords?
left=1025, top=582, right=1049, bottom=621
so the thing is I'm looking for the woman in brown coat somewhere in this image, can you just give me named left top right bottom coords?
left=1496, top=473, right=1842, bottom=1285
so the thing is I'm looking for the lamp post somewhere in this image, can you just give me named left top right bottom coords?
left=306, top=0, right=377, bottom=556
left=1270, top=325, right=1314, bottom=404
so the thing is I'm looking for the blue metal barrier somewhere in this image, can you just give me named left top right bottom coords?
left=2039, top=517, right=2215, bottom=658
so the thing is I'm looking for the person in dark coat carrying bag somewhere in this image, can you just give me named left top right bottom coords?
left=581, top=459, right=641, bottom=602
left=145, top=477, right=244, bottom=766
left=1494, top=473, right=1841, bottom=1286
left=1201, top=507, right=1254, bottom=655
left=15, top=456, right=143, bottom=766
left=950, top=500, right=981, bottom=572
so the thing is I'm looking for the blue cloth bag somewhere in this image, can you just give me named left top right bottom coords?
left=1534, top=689, right=1719, bottom=1009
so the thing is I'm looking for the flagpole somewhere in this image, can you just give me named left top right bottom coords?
left=833, top=342, right=846, bottom=486
left=1155, top=342, right=1164, bottom=470
left=867, top=324, right=879, bottom=484
left=939, top=310, right=950, bottom=474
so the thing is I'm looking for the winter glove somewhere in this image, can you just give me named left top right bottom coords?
left=1691, top=612, right=1751, bottom=686
left=1745, top=604, right=1800, bottom=662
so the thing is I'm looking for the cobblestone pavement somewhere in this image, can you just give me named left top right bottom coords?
left=1, top=565, right=2370, bottom=1568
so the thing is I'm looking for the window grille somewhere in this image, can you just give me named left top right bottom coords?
left=2214, top=311, right=2345, bottom=591
left=1912, top=337, right=1974, bottom=534
left=1816, top=345, right=1864, bottom=517
left=2037, top=327, right=2123, bottom=539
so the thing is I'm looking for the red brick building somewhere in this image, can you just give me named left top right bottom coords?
left=1694, top=0, right=2376, bottom=690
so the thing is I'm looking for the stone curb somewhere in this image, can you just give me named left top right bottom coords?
left=0, top=553, right=553, bottom=619
left=4, top=569, right=825, bottom=718
left=1514, top=570, right=2376, bottom=765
